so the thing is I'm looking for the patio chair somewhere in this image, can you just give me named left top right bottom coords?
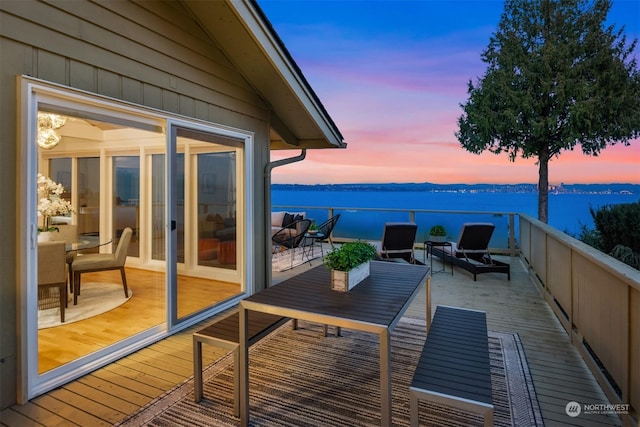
left=272, top=219, right=312, bottom=269
left=71, top=227, right=132, bottom=305
left=38, top=241, right=68, bottom=323
left=431, top=222, right=510, bottom=280
left=378, top=222, right=418, bottom=264
left=51, top=224, right=78, bottom=292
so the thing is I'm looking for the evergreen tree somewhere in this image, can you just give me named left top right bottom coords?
left=456, top=0, right=640, bottom=222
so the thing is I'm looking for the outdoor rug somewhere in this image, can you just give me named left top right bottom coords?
left=271, top=247, right=322, bottom=272
left=117, top=319, right=544, bottom=426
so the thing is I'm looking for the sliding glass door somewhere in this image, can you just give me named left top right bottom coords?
left=170, top=127, right=243, bottom=322
left=24, top=81, right=252, bottom=399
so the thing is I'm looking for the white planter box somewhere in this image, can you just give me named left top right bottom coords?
left=331, top=261, right=370, bottom=292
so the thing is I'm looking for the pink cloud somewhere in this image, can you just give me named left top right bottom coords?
left=265, top=2, right=640, bottom=186
left=271, top=140, right=640, bottom=185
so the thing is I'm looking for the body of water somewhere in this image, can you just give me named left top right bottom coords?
left=272, top=186, right=638, bottom=246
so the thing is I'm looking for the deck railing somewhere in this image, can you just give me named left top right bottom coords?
left=519, top=214, right=639, bottom=425
left=274, top=205, right=518, bottom=256
left=274, top=205, right=640, bottom=424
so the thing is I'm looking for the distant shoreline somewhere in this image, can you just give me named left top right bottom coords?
left=272, top=182, right=639, bottom=196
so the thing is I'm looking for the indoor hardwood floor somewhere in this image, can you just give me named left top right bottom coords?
left=38, top=267, right=241, bottom=373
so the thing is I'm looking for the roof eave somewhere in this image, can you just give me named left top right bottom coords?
left=181, top=0, right=346, bottom=150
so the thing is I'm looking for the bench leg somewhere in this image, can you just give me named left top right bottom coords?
left=193, top=338, right=204, bottom=403
left=409, top=392, right=419, bottom=427
left=233, top=346, right=240, bottom=417
left=380, top=329, right=392, bottom=426
left=484, top=408, right=494, bottom=427
left=425, top=277, right=431, bottom=331
left=322, top=325, right=342, bottom=337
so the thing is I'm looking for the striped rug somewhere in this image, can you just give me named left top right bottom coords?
left=272, top=247, right=322, bottom=272
left=118, top=319, right=543, bottom=426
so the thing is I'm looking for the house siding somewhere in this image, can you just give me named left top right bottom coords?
left=0, top=0, right=272, bottom=409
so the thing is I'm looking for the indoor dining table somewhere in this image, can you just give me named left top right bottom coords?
left=65, top=237, right=112, bottom=252
left=239, top=260, right=431, bottom=426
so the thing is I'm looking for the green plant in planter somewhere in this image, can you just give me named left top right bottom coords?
left=324, top=241, right=377, bottom=271
left=429, top=225, right=446, bottom=237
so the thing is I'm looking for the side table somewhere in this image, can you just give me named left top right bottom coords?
left=424, top=240, right=453, bottom=275
left=304, top=232, right=326, bottom=260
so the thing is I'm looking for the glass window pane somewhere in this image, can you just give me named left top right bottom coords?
left=78, top=157, right=100, bottom=242
left=198, top=152, right=236, bottom=269
left=113, top=156, right=140, bottom=257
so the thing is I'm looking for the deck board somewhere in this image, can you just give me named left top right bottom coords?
left=77, top=375, right=150, bottom=407
left=1, top=252, right=624, bottom=426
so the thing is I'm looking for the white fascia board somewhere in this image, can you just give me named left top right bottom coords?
left=227, top=0, right=345, bottom=148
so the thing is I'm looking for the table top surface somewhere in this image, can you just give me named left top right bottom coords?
left=243, top=260, right=430, bottom=328
left=424, top=240, right=452, bottom=246
left=65, top=238, right=112, bottom=252
left=305, top=232, right=325, bottom=238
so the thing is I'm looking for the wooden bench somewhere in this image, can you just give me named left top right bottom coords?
left=410, top=305, right=493, bottom=426
left=193, top=311, right=289, bottom=415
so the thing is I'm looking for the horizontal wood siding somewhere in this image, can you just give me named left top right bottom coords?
left=1, top=0, right=267, bottom=121
left=0, top=36, right=22, bottom=410
left=1, top=0, right=272, bottom=409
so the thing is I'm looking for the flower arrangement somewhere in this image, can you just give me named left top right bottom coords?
left=37, top=173, right=74, bottom=233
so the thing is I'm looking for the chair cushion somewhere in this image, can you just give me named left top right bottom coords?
left=72, top=253, right=117, bottom=271
left=282, top=212, right=295, bottom=228
left=284, top=214, right=305, bottom=229
left=271, top=211, right=286, bottom=227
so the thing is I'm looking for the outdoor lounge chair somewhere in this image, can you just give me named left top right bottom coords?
left=378, top=222, right=418, bottom=264
left=431, top=222, right=510, bottom=281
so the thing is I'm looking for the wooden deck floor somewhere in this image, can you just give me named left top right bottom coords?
left=1, top=251, right=622, bottom=426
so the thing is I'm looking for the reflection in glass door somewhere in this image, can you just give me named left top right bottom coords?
left=151, top=154, right=184, bottom=262
left=113, top=156, right=140, bottom=257
left=173, top=128, right=243, bottom=321
left=197, top=152, right=237, bottom=269
left=78, top=158, right=101, bottom=252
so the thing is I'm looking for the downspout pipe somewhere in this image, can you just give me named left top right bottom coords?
left=265, top=149, right=306, bottom=175
left=263, top=149, right=306, bottom=287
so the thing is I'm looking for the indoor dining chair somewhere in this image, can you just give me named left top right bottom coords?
left=71, top=227, right=132, bottom=305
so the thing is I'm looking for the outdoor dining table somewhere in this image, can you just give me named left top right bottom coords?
left=239, top=260, right=431, bottom=426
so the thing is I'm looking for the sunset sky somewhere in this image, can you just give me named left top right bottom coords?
left=260, top=0, right=640, bottom=185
